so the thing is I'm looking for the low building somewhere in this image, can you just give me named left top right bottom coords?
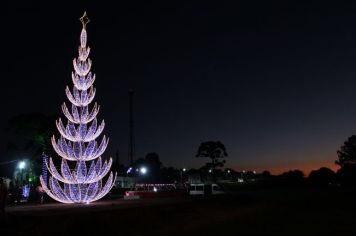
left=114, top=176, right=136, bottom=188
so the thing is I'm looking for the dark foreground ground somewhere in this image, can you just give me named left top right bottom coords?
left=1, top=186, right=356, bottom=236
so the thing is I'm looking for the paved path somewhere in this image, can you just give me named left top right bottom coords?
left=5, top=197, right=192, bottom=216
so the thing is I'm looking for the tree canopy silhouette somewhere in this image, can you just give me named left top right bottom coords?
left=281, top=169, right=304, bottom=184
left=7, top=113, right=56, bottom=156
left=145, top=152, right=162, bottom=177
left=134, top=152, right=162, bottom=181
left=335, top=135, right=356, bottom=184
left=337, top=164, right=356, bottom=185
left=308, top=167, right=335, bottom=185
left=196, top=141, right=228, bottom=180
left=336, top=135, right=356, bottom=167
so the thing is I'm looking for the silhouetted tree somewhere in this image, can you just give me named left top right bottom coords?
left=309, top=167, right=336, bottom=185
left=161, top=167, right=179, bottom=183
left=7, top=113, right=56, bottom=155
left=133, top=152, right=162, bottom=182
left=335, top=136, right=356, bottom=184
left=281, top=169, right=304, bottom=184
left=337, top=164, right=356, bottom=185
left=7, top=113, right=57, bottom=178
left=145, top=152, right=162, bottom=180
left=262, top=170, right=272, bottom=179
left=336, top=135, right=356, bottom=167
left=196, top=141, right=228, bottom=181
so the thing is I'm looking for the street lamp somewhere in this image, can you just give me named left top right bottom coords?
left=241, top=170, right=245, bottom=180
left=180, top=168, right=186, bottom=183
left=18, top=161, right=26, bottom=170
left=17, top=160, right=26, bottom=187
left=140, top=167, right=147, bottom=175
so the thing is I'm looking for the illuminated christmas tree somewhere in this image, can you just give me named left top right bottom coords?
left=40, top=12, right=116, bottom=203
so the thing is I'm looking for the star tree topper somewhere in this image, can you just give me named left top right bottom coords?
left=80, top=11, right=90, bottom=29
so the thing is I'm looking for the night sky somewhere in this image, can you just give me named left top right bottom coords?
left=4, top=1, right=356, bottom=174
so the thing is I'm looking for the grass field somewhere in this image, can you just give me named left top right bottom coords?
left=1, top=186, right=356, bottom=236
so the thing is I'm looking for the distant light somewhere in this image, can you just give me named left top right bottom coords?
left=227, top=170, right=231, bottom=174
left=253, top=170, right=256, bottom=174
left=22, top=185, right=30, bottom=197
left=209, top=169, right=212, bottom=173
left=18, top=161, right=26, bottom=170
left=153, top=187, right=157, bottom=192
left=238, top=178, right=244, bottom=183
left=126, top=167, right=133, bottom=174
left=140, top=167, right=147, bottom=175
left=182, top=168, right=186, bottom=172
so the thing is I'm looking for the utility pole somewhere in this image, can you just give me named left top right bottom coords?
left=128, top=89, right=135, bottom=166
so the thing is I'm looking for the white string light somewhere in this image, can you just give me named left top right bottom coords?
left=40, top=12, right=116, bottom=204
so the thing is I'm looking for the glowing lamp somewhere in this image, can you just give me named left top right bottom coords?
left=18, top=161, right=26, bottom=170
left=140, top=167, right=147, bottom=175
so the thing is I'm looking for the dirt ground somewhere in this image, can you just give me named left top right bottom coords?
left=1, top=186, right=356, bottom=236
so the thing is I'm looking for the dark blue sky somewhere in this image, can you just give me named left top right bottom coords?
left=4, top=0, right=356, bottom=174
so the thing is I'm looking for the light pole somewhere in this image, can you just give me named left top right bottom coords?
left=226, top=169, right=231, bottom=180
left=18, top=161, right=25, bottom=170
left=18, top=160, right=26, bottom=185
left=180, top=168, right=186, bottom=184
